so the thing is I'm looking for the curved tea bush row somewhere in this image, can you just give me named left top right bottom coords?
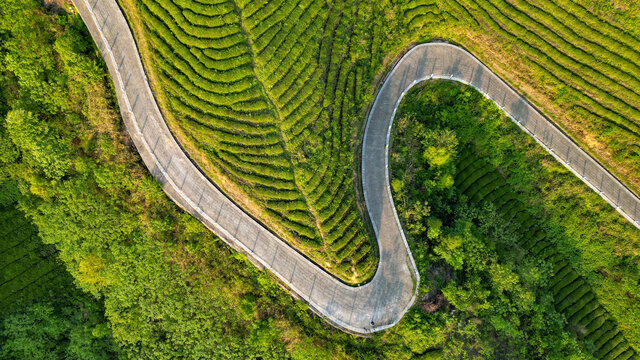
left=455, top=148, right=637, bottom=360
left=402, top=0, right=452, bottom=30
left=456, top=0, right=640, bottom=132
left=0, top=205, right=69, bottom=315
left=128, top=0, right=439, bottom=283
left=403, top=0, right=640, bottom=195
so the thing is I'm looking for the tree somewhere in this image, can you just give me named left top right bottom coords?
left=0, top=302, right=67, bottom=360
left=4, top=109, right=71, bottom=180
left=0, top=298, right=121, bottom=360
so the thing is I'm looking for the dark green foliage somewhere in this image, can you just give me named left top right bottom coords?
left=0, top=288, right=122, bottom=360
left=0, top=193, right=121, bottom=358
left=0, top=204, right=63, bottom=315
left=4, top=110, right=71, bottom=179
left=390, top=80, right=640, bottom=357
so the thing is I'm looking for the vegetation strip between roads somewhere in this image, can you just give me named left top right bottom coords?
left=73, top=0, right=640, bottom=335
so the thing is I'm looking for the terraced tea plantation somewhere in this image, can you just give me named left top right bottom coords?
left=122, top=0, right=389, bottom=283
left=455, top=148, right=636, bottom=360
left=0, top=204, right=69, bottom=314
left=119, top=0, right=640, bottom=285
left=436, top=0, right=640, bottom=194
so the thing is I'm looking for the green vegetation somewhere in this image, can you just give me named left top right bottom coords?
left=0, top=1, right=447, bottom=358
left=455, top=149, right=635, bottom=359
left=0, top=200, right=122, bottom=359
left=119, top=0, right=640, bottom=284
left=1, top=293, right=120, bottom=359
left=0, top=201, right=63, bottom=314
left=2, top=0, right=640, bottom=357
left=118, top=0, right=389, bottom=283
left=0, top=171, right=121, bottom=357
left=390, top=80, right=639, bottom=358
left=440, top=0, right=640, bottom=192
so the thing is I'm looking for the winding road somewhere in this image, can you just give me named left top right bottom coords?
left=74, top=0, right=640, bottom=335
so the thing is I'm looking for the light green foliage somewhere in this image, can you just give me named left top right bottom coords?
left=489, top=263, right=519, bottom=294
left=423, top=146, right=450, bottom=167
left=0, top=299, right=120, bottom=360
left=397, top=310, right=449, bottom=354
left=126, top=0, right=397, bottom=283
left=405, top=201, right=431, bottom=238
left=392, top=177, right=405, bottom=194
left=433, top=231, right=465, bottom=270
left=54, top=29, right=102, bottom=85
left=0, top=1, right=67, bottom=112
left=422, top=129, right=458, bottom=168
left=4, top=110, right=71, bottom=180
left=426, top=217, right=442, bottom=240
left=379, top=310, right=449, bottom=359
left=0, top=126, right=18, bottom=166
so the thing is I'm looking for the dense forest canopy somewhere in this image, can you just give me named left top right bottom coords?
left=390, top=81, right=639, bottom=358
